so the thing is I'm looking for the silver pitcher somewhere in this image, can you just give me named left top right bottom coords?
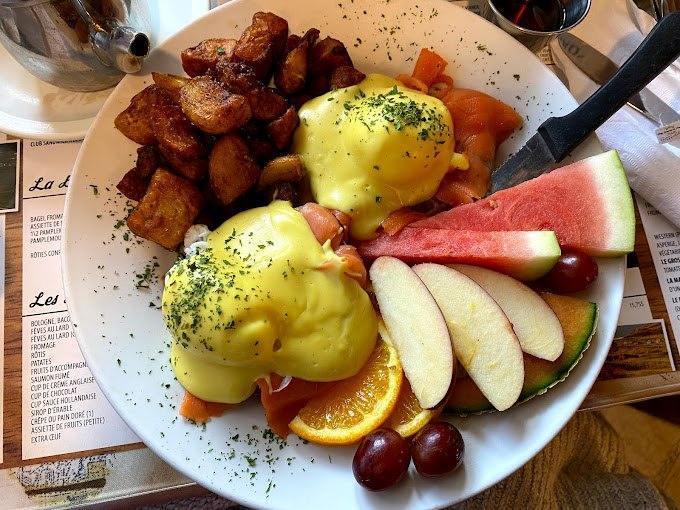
left=0, top=0, right=151, bottom=91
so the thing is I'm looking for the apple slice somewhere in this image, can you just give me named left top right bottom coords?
left=413, top=263, right=524, bottom=411
left=369, top=257, right=453, bottom=409
left=453, top=265, right=565, bottom=362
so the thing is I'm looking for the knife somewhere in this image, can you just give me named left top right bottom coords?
left=558, top=33, right=680, bottom=125
left=490, top=11, right=680, bottom=194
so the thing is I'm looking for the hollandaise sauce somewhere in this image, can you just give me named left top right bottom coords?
left=162, top=201, right=378, bottom=404
left=293, top=74, right=454, bottom=240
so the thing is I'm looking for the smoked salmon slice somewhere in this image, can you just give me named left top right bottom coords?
left=439, top=89, right=522, bottom=203
left=257, top=375, right=333, bottom=438
left=380, top=208, right=428, bottom=236
left=335, top=244, right=368, bottom=288
left=297, top=202, right=344, bottom=249
left=179, top=391, right=233, bottom=423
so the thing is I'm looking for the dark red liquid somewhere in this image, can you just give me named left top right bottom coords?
left=495, top=0, right=566, bottom=31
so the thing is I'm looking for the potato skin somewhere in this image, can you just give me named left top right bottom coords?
left=151, top=99, right=205, bottom=160
left=274, top=39, right=309, bottom=95
left=209, top=135, right=260, bottom=207
left=152, top=72, right=190, bottom=103
left=267, top=106, right=299, bottom=150
left=127, top=168, right=204, bottom=250
left=135, top=145, right=161, bottom=179
left=329, top=66, right=366, bottom=90
left=247, top=86, right=288, bottom=121
left=231, top=12, right=288, bottom=79
left=309, top=37, right=353, bottom=77
left=215, top=61, right=259, bottom=94
left=181, top=38, right=236, bottom=77
left=117, top=168, right=148, bottom=201
left=179, top=76, right=252, bottom=134
left=258, top=154, right=304, bottom=188
left=158, top=145, right=208, bottom=181
left=114, top=85, right=166, bottom=145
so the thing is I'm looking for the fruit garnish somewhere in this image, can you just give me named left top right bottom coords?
left=411, top=421, right=464, bottom=477
left=288, top=338, right=402, bottom=445
left=353, top=428, right=411, bottom=491
left=542, top=250, right=599, bottom=293
left=385, top=379, right=442, bottom=437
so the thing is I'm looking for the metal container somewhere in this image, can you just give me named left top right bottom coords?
left=0, top=0, right=151, bottom=91
left=481, top=0, right=591, bottom=53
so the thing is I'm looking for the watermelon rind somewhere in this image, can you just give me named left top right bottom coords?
left=445, top=296, right=598, bottom=417
left=512, top=231, right=561, bottom=281
left=588, top=151, right=635, bottom=256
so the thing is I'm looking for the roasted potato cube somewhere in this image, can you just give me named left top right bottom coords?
left=181, top=38, right=236, bottom=77
left=274, top=39, right=309, bottom=94
left=247, top=138, right=275, bottom=163
left=152, top=72, right=190, bottom=103
left=309, top=37, right=353, bottom=77
left=306, top=74, right=330, bottom=97
left=285, top=34, right=302, bottom=53
left=114, top=85, right=167, bottom=145
left=135, top=145, right=161, bottom=180
left=301, top=28, right=320, bottom=48
left=209, top=135, right=260, bottom=207
left=247, top=86, right=287, bottom=121
left=127, top=168, right=204, bottom=250
left=117, top=168, right=149, bottom=201
left=215, top=61, right=260, bottom=94
left=151, top=101, right=205, bottom=160
left=232, top=12, right=288, bottom=79
left=258, top=154, right=304, bottom=188
left=179, top=76, right=252, bottom=135
left=267, top=106, right=299, bottom=150
left=330, top=66, right=366, bottom=90
left=267, top=181, right=299, bottom=205
left=158, top=145, right=208, bottom=181
left=290, top=93, right=313, bottom=109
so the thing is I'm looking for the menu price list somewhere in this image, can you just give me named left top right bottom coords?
left=21, top=140, right=137, bottom=460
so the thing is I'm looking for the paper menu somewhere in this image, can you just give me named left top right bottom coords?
left=21, top=140, right=138, bottom=460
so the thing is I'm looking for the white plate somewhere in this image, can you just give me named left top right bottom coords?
left=62, top=0, right=623, bottom=508
left=0, top=0, right=210, bottom=141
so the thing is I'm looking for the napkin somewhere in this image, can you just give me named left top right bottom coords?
left=549, top=0, right=680, bottom=228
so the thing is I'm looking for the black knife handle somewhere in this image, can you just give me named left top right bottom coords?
left=538, top=11, right=680, bottom=161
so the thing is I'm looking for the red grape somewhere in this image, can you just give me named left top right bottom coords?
left=543, top=250, right=598, bottom=293
left=353, top=428, right=410, bottom=490
left=411, top=421, right=464, bottom=477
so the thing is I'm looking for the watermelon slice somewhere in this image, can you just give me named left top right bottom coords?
left=413, top=151, right=635, bottom=257
left=358, top=229, right=560, bottom=280
left=447, top=292, right=597, bottom=415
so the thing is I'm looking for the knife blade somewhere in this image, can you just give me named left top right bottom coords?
left=490, top=12, right=680, bottom=194
left=558, top=33, right=679, bottom=125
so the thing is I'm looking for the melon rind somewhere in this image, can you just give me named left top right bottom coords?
left=445, top=294, right=598, bottom=416
left=589, top=151, right=635, bottom=256
left=511, top=231, right=561, bottom=281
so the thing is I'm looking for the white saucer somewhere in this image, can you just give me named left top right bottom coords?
left=0, top=0, right=210, bottom=141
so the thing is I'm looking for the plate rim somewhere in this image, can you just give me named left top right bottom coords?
left=61, top=0, right=623, bottom=508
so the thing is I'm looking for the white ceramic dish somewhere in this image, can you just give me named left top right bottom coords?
left=0, top=0, right=209, bottom=141
left=62, top=0, right=623, bottom=508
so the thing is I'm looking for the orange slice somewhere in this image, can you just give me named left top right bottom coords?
left=288, top=338, right=402, bottom=445
left=385, top=379, right=441, bottom=437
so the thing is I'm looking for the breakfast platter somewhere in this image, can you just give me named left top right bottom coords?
left=61, top=0, right=629, bottom=508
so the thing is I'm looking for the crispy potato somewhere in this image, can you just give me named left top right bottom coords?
left=151, top=100, right=205, bottom=160
left=258, top=154, right=304, bottom=188
left=114, top=85, right=168, bottom=144
left=247, top=138, right=275, bottom=163
left=209, top=135, right=260, bottom=206
left=289, top=93, right=313, bottom=109
left=330, top=66, right=366, bottom=90
left=247, top=86, right=287, bottom=121
left=285, top=34, right=301, bottom=53
left=274, top=39, right=308, bottom=94
left=152, top=72, right=190, bottom=103
left=267, top=181, right=299, bottom=205
left=135, top=145, right=161, bottom=179
left=215, top=61, right=259, bottom=94
left=267, top=106, right=299, bottom=150
left=179, top=76, right=252, bottom=134
left=117, top=168, right=149, bottom=201
left=158, top=145, right=208, bottom=181
left=306, top=74, right=330, bottom=97
left=301, top=28, right=320, bottom=48
left=181, top=38, right=236, bottom=77
left=232, top=12, right=288, bottom=79
left=127, top=168, right=204, bottom=250
left=309, top=37, right=353, bottom=77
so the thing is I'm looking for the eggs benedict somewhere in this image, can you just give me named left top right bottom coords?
left=163, top=201, right=378, bottom=404
left=293, top=74, right=454, bottom=240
